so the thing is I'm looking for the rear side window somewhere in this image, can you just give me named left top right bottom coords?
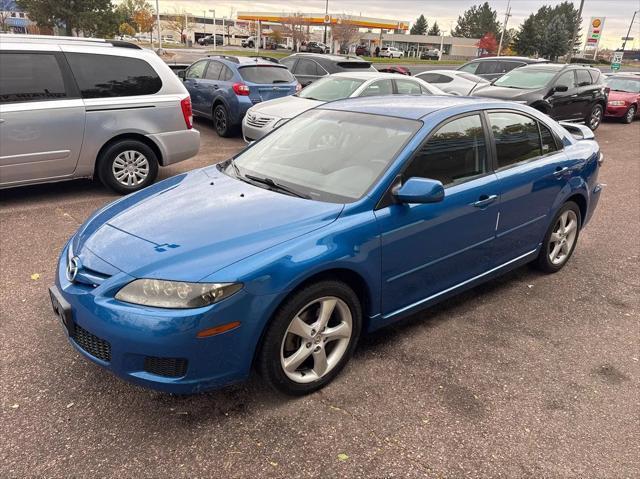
left=419, top=73, right=452, bottom=84
left=66, top=53, right=162, bottom=98
left=337, top=61, right=375, bottom=71
left=205, top=61, right=223, bottom=80
left=220, top=65, right=234, bottom=81
left=405, top=114, right=488, bottom=186
left=498, top=61, right=525, bottom=73
left=395, top=79, right=422, bottom=95
left=476, top=61, right=498, bottom=75
left=280, top=57, right=296, bottom=70
left=238, top=66, right=295, bottom=84
left=489, top=112, right=542, bottom=169
left=0, top=52, right=68, bottom=103
left=576, top=69, right=592, bottom=86
left=295, top=59, right=321, bottom=76
left=539, top=122, right=558, bottom=155
left=361, top=79, right=393, bottom=97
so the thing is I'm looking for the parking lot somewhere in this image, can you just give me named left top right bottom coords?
left=1, top=118, right=638, bottom=478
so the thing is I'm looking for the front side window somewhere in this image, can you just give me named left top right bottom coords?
left=186, top=60, right=207, bottom=79
left=555, top=71, right=576, bottom=89
left=489, top=112, right=542, bottom=169
left=360, top=79, right=393, bottom=97
left=404, top=114, right=488, bottom=187
left=395, top=79, right=423, bottom=95
left=297, top=76, right=364, bottom=101
left=66, top=53, right=162, bottom=98
left=459, top=62, right=479, bottom=74
left=224, top=109, right=421, bottom=203
left=0, top=52, right=68, bottom=103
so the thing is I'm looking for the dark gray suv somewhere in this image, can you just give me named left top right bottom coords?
left=280, top=53, right=376, bottom=87
left=458, top=56, right=550, bottom=80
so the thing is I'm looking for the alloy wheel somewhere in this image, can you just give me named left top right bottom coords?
left=626, top=106, right=636, bottom=123
left=589, top=105, right=603, bottom=130
left=215, top=106, right=227, bottom=134
left=548, top=210, right=578, bottom=265
left=280, top=296, right=353, bottom=384
left=112, top=150, right=149, bottom=187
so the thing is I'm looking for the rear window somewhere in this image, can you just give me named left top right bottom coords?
left=238, top=66, right=294, bottom=84
left=0, top=52, right=69, bottom=103
left=66, top=53, right=162, bottom=98
left=336, top=61, right=375, bottom=71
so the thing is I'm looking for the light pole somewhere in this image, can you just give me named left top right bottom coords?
left=567, top=0, right=585, bottom=63
left=323, top=0, right=329, bottom=44
left=209, top=9, right=216, bottom=51
left=155, top=0, right=162, bottom=51
left=203, top=10, right=206, bottom=36
left=621, top=10, right=638, bottom=52
left=222, top=17, right=226, bottom=46
left=497, top=0, right=512, bottom=56
left=438, top=30, right=447, bottom=61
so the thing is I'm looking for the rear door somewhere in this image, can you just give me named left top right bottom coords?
left=575, top=69, right=597, bottom=117
left=0, top=48, right=85, bottom=186
left=293, top=58, right=324, bottom=87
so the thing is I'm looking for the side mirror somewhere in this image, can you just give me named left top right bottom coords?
left=178, top=70, right=186, bottom=80
left=394, top=177, right=444, bottom=204
left=553, top=85, right=568, bottom=93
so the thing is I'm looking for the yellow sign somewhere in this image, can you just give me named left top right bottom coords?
left=592, top=18, right=601, bottom=28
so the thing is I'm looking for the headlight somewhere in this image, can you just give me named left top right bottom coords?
left=274, top=118, right=290, bottom=129
left=608, top=100, right=626, bottom=106
left=115, top=280, right=243, bottom=309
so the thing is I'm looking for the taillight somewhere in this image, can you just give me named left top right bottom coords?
left=180, top=96, right=193, bottom=129
left=233, top=83, right=250, bottom=96
left=296, top=82, right=302, bottom=93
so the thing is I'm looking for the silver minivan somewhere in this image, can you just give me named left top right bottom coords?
left=0, top=35, right=200, bottom=193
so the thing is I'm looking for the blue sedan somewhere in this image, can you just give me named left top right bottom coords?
left=50, top=96, right=603, bottom=395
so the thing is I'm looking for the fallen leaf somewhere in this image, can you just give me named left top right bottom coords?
left=11, top=404, right=19, bottom=409
left=268, top=461, right=278, bottom=467
left=66, top=402, right=74, bottom=408
left=31, top=273, right=41, bottom=280
left=337, top=453, right=349, bottom=462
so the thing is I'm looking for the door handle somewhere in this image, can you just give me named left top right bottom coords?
left=472, top=194, right=498, bottom=208
left=213, top=84, right=219, bottom=90
left=553, top=166, right=569, bottom=177
left=0, top=119, right=5, bottom=124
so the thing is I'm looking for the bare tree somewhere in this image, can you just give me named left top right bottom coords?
left=332, top=17, right=361, bottom=54
left=283, top=12, right=309, bottom=51
left=165, top=9, right=191, bottom=43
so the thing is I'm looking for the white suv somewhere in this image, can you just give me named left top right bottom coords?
left=379, top=47, right=404, bottom=58
left=0, top=35, right=200, bottom=193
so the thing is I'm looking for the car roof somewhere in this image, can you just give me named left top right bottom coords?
left=319, top=95, right=501, bottom=120
left=288, top=53, right=368, bottom=63
left=0, top=33, right=141, bottom=49
left=332, top=71, right=414, bottom=80
left=519, top=63, right=597, bottom=72
left=466, top=56, right=549, bottom=63
left=207, top=55, right=283, bottom=67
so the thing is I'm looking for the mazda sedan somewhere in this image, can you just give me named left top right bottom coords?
left=50, top=96, right=603, bottom=396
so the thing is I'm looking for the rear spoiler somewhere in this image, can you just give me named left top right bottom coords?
left=559, top=121, right=595, bottom=140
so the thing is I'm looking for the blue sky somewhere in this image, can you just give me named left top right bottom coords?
left=156, top=0, right=640, bottom=49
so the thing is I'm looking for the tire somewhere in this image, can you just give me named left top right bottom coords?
left=534, top=201, right=582, bottom=274
left=97, top=139, right=159, bottom=194
left=213, top=104, right=233, bottom=137
left=623, top=105, right=636, bottom=124
left=586, top=103, right=604, bottom=131
left=258, top=281, right=362, bottom=396
left=248, top=41, right=254, bottom=48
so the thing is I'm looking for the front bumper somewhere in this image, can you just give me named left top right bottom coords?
left=604, top=104, right=629, bottom=118
left=52, top=242, right=276, bottom=394
left=241, top=116, right=276, bottom=143
left=147, top=129, right=200, bottom=166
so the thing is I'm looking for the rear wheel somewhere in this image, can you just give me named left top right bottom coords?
left=213, top=104, right=233, bottom=137
left=623, top=105, right=636, bottom=124
left=586, top=103, right=603, bottom=130
left=98, top=139, right=158, bottom=194
left=534, top=201, right=581, bottom=274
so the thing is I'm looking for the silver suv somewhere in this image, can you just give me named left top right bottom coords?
left=0, top=35, right=200, bottom=193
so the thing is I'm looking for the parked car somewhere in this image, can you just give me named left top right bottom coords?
left=304, top=41, right=330, bottom=54
left=0, top=34, right=199, bottom=193
left=379, top=46, right=404, bottom=58
left=166, top=62, right=191, bottom=76
left=604, top=74, right=640, bottom=123
left=420, top=48, right=440, bottom=60
left=242, top=72, right=446, bottom=141
left=197, top=34, right=223, bottom=46
left=355, top=45, right=370, bottom=56
left=180, top=55, right=299, bottom=137
left=472, top=64, right=608, bottom=130
left=458, top=56, right=550, bottom=80
left=51, top=95, right=603, bottom=395
left=280, top=53, right=376, bottom=87
left=416, top=70, right=489, bottom=95
left=377, top=65, right=411, bottom=76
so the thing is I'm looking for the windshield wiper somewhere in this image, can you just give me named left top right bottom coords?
left=244, top=174, right=311, bottom=199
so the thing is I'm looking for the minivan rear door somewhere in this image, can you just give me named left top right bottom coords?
left=238, top=65, right=297, bottom=102
left=0, top=48, right=85, bottom=186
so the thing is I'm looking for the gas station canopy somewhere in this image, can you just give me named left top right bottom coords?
left=237, top=12, right=410, bottom=31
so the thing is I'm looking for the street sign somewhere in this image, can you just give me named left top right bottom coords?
left=585, top=17, right=606, bottom=49
left=324, top=14, right=331, bottom=24
left=611, top=51, right=624, bottom=71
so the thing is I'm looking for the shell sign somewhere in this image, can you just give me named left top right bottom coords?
left=586, top=16, right=605, bottom=47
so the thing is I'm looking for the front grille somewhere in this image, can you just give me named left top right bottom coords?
left=144, top=356, right=188, bottom=378
left=246, top=114, right=272, bottom=128
left=73, top=324, right=111, bottom=362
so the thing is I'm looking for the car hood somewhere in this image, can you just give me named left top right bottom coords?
left=250, top=96, right=324, bottom=119
left=74, top=167, right=344, bottom=281
left=472, top=85, right=540, bottom=101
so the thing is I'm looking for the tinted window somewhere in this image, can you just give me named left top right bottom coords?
left=476, top=61, right=498, bottom=75
left=295, top=59, right=320, bottom=76
left=0, top=52, right=68, bottom=103
left=555, top=71, right=576, bottom=89
left=280, top=57, right=296, bottom=70
left=576, top=69, right=592, bottom=86
left=497, top=61, right=525, bottom=73
left=404, top=114, right=487, bottom=187
left=361, top=79, right=393, bottom=97
left=395, top=79, right=423, bottom=95
left=489, top=112, right=542, bottom=169
left=239, top=66, right=295, bottom=84
left=459, top=62, right=480, bottom=74
left=220, top=65, right=234, bottom=81
left=66, top=53, right=162, bottom=98
left=186, top=60, right=207, bottom=79
left=205, top=61, right=223, bottom=80
left=419, top=73, right=452, bottom=84
left=539, top=122, right=558, bottom=155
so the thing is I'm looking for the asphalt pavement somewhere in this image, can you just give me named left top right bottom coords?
left=1, top=119, right=639, bottom=478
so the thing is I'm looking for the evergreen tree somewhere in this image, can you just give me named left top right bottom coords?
left=513, top=14, right=538, bottom=56
left=410, top=14, right=428, bottom=35
left=427, top=21, right=441, bottom=36
left=453, top=2, right=500, bottom=38
left=541, top=14, right=570, bottom=60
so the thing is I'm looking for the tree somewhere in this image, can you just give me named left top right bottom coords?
left=133, top=8, right=154, bottom=40
left=410, top=14, right=427, bottom=35
left=427, top=21, right=441, bottom=36
left=165, top=10, right=191, bottom=43
left=477, top=32, right=498, bottom=55
left=119, top=22, right=135, bottom=37
left=283, top=13, right=309, bottom=52
left=17, top=0, right=117, bottom=36
left=332, top=18, right=360, bottom=53
left=541, top=14, right=570, bottom=61
left=513, top=14, right=537, bottom=56
left=453, top=2, right=500, bottom=38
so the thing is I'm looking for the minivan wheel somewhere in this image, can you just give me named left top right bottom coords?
left=258, top=281, right=362, bottom=396
left=534, top=201, right=581, bottom=274
left=587, top=104, right=603, bottom=130
left=98, top=140, right=159, bottom=194
left=213, top=104, right=232, bottom=137
left=623, top=105, right=636, bottom=124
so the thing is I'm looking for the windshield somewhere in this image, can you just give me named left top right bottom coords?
left=606, top=77, right=640, bottom=93
left=223, top=109, right=421, bottom=203
left=238, top=66, right=295, bottom=84
left=298, top=76, right=365, bottom=101
left=494, top=69, right=557, bottom=89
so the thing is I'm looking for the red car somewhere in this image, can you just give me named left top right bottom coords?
left=377, top=65, right=411, bottom=76
left=604, top=74, right=640, bottom=123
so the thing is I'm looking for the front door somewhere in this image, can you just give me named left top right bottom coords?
left=182, top=60, right=209, bottom=115
left=375, top=113, right=500, bottom=317
left=0, top=51, right=84, bottom=186
left=549, top=70, right=580, bottom=120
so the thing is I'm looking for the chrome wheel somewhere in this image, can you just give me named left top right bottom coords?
left=112, top=150, right=149, bottom=187
left=548, top=210, right=578, bottom=265
left=280, top=296, right=353, bottom=384
left=589, top=105, right=603, bottom=130
left=626, top=106, right=636, bottom=123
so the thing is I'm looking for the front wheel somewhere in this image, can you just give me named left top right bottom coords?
left=534, top=201, right=581, bottom=274
left=258, top=281, right=362, bottom=395
left=623, top=105, right=636, bottom=124
left=98, top=140, right=159, bottom=194
left=587, top=104, right=603, bottom=131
